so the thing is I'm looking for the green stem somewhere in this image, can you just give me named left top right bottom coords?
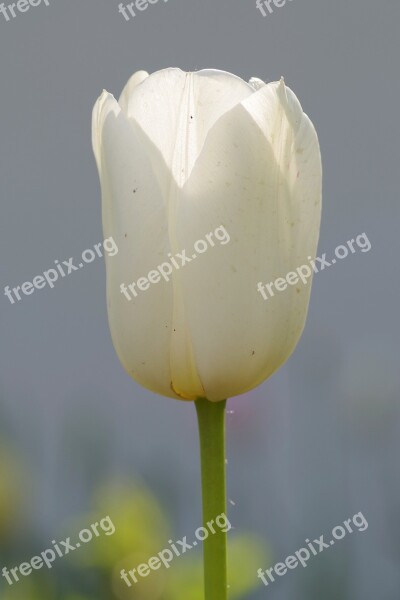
left=195, top=397, right=227, bottom=600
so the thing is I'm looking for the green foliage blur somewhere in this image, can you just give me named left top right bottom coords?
left=0, top=445, right=270, bottom=600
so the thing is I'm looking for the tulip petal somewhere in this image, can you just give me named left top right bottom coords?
left=92, top=91, right=120, bottom=175
left=92, top=91, right=188, bottom=399
left=117, top=68, right=254, bottom=187
left=175, top=79, right=322, bottom=401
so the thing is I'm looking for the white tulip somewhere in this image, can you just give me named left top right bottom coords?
left=92, top=68, right=322, bottom=402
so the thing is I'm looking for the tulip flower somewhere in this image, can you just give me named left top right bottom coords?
left=92, top=68, right=322, bottom=600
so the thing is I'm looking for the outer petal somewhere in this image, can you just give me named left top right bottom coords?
left=92, top=91, right=181, bottom=399
left=92, top=91, right=118, bottom=174
left=174, top=79, right=322, bottom=401
left=117, top=68, right=255, bottom=186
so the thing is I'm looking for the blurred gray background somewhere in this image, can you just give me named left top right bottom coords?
left=0, top=0, right=399, bottom=599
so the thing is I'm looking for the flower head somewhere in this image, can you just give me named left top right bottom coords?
left=92, top=68, right=322, bottom=401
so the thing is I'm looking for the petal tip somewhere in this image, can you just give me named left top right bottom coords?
left=248, top=76, right=266, bottom=91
